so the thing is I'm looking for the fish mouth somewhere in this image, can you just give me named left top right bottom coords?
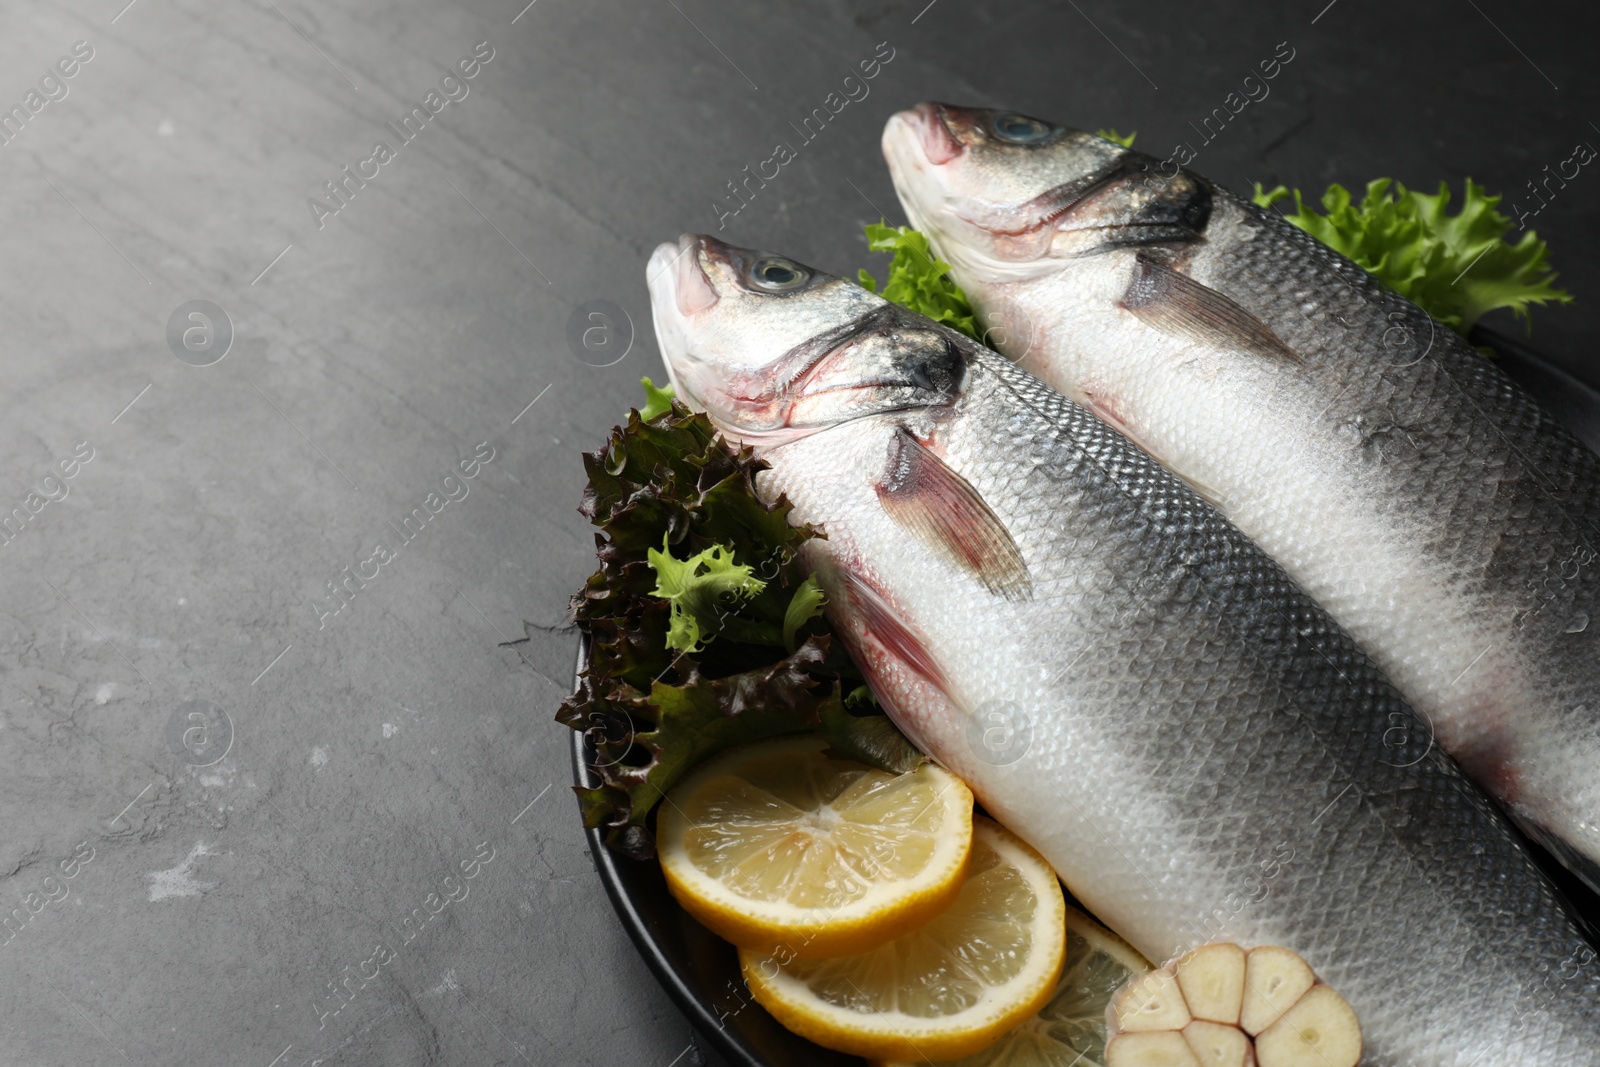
left=648, top=234, right=719, bottom=318
left=883, top=110, right=987, bottom=256
left=894, top=102, right=966, bottom=166
left=646, top=234, right=724, bottom=412
left=883, top=107, right=960, bottom=204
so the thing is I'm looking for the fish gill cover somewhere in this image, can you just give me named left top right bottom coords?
left=560, top=385, right=923, bottom=859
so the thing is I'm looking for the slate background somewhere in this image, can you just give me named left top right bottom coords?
left=0, top=2, right=1594, bottom=1065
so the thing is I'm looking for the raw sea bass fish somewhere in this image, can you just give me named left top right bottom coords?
left=646, top=234, right=1600, bottom=1067
left=883, top=102, right=1600, bottom=894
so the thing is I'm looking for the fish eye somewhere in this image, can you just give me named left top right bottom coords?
left=748, top=256, right=810, bottom=292
left=991, top=113, right=1055, bottom=145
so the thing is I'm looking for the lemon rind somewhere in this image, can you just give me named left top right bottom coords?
left=739, top=819, right=1068, bottom=1062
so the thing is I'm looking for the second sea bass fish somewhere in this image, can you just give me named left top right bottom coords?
left=646, top=234, right=1600, bottom=1067
left=882, top=103, right=1600, bottom=893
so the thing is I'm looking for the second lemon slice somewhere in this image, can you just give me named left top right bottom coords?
left=741, top=817, right=1068, bottom=1062
left=657, top=734, right=974, bottom=958
left=875, top=905, right=1151, bottom=1067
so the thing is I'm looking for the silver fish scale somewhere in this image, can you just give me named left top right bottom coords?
left=760, top=344, right=1600, bottom=1066
left=1192, top=187, right=1600, bottom=878
left=1209, top=188, right=1599, bottom=630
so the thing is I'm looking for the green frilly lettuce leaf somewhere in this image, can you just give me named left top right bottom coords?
left=559, top=387, right=915, bottom=858
left=637, top=375, right=676, bottom=421
left=648, top=537, right=767, bottom=654
left=858, top=223, right=981, bottom=342
left=1252, top=178, right=1571, bottom=334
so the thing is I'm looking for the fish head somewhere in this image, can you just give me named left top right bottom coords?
left=647, top=234, right=969, bottom=447
left=881, top=103, right=1211, bottom=278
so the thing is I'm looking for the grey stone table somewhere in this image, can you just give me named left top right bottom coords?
left=1, top=1, right=1594, bottom=1065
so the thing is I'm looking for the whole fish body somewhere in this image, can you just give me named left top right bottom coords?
left=647, top=234, right=1600, bottom=1067
left=883, top=103, right=1600, bottom=896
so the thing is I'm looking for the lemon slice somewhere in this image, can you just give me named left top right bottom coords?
left=657, top=735, right=974, bottom=959
left=875, top=903, right=1150, bottom=1067
left=740, top=816, right=1067, bottom=1062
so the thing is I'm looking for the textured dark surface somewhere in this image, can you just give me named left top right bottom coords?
left=0, top=2, right=1596, bottom=1065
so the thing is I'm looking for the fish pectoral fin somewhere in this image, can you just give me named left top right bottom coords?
left=876, top=426, right=1033, bottom=601
left=841, top=569, right=949, bottom=694
left=1120, top=253, right=1299, bottom=363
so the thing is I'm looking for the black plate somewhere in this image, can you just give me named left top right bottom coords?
left=568, top=640, right=863, bottom=1067
left=570, top=326, right=1600, bottom=1067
